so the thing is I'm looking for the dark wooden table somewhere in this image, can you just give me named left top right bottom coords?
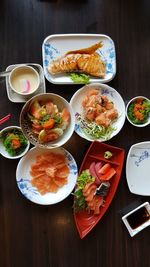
left=0, top=0, right=150, bottom=266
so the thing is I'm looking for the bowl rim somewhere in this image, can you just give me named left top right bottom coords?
left=0, top=125, right=30, bottom=159
left=19, top=92, right=75, bottom=148
left=126, top=95, right=150, bottom=127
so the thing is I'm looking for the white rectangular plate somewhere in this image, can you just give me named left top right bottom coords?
left=42, top=34, right=116, bottom=84
left=126, top=142, right=150, bottom=195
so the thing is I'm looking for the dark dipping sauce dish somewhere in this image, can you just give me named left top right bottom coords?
left=127, top=206, right=150, bottom=230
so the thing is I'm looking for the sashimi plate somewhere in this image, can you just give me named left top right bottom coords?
left=70, top=83, right=126, bottom=142
left=16, top=147, right=78, bottom=205
left=73, top=141, right=125, bottom=239
left=42, top=34, right=116, bottom=84
left=126, top=141, right=150, bottom=195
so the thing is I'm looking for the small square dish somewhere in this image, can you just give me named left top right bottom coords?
left=122, top=202, right=150, bottom=237
left=6, top=63, right=46, bottom=103
left=42, top=34, right=116, bottom=84
left=126, top=141, right=150, bottom=195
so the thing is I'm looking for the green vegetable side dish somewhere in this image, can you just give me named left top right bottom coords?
left=0, top=129, right=28, bottom=156
left=73, top=170, right=95, bottom=212
left=127, top=98, right=150, bottom=125
left=69, top=73, right=90, bottom=84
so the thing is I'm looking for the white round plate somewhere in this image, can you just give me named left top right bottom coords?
left=16, top=147, right=78, bottom=204
left=70, top=83, right=126, bottom=142
left=126, top=141, right=150, bottom=195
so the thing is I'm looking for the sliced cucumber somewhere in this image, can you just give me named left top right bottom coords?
left=52, top=128, right=63, bottom=136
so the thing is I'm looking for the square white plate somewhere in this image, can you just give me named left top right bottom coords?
left=6, top=63, right=46, bottom=103
left=42, top=34, right=116, bottom=84
left=122, top=202, right=150, bottom=237
left=126, top=141, right=150, bottom=195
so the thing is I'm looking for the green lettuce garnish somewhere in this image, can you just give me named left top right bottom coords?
left=69, top=73, right=90, bottom=84
left=76, top=113, right=115, bottom=141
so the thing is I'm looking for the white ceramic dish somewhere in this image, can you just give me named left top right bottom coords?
left=42, top=34, right=116, bottom=84
left=9, top=65, right=40, bottom=96
left=70, top=83, right=126, bottom=142
left=122, top=202, right=150, bottom=237
left=6, top=64, right=46, bottom=103
left=0, top=126, right=30, bottom=159
left=126, top=141, right=150, bottom=195
left=16, top=147, right=78, bottom=205
left=20, top=93, right=75, bottom=149
left=126, top=96, right=150, bottom=127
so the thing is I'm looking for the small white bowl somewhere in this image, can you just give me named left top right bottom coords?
left=20, top=93, right=75, bottom=148
left=0, top=126, right=30, bottom=159
left=9, top=65, right=40, bottom=97
left=122, top=202, right=150, bottom=237
left=126, top=96, right=150, bottom=127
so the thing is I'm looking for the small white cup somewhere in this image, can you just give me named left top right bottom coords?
left=9, top=65, right=40, bottom=97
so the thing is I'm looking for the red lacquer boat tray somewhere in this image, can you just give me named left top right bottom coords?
left=74, top=141, right=125, bottom=239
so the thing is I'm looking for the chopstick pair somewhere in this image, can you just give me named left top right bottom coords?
left=0, top=114, right=11, bottom=125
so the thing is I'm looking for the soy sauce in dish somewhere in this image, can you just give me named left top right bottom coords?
left=127, top=207, right=150, bottom=229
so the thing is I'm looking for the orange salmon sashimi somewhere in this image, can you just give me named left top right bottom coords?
left=81, top=89, right=118, bottom=128
left=30, top=152, right=69, bottom=195
left=36, top=152, right=66, bottom=165
left=54, top=176, right=68, bottom=187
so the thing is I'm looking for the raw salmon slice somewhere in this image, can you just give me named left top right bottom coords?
left=56, top=165, right=69, bottom=178
left=54, top=177, right=68, bottom=187
left=30, top=152, right=69, bottom=195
